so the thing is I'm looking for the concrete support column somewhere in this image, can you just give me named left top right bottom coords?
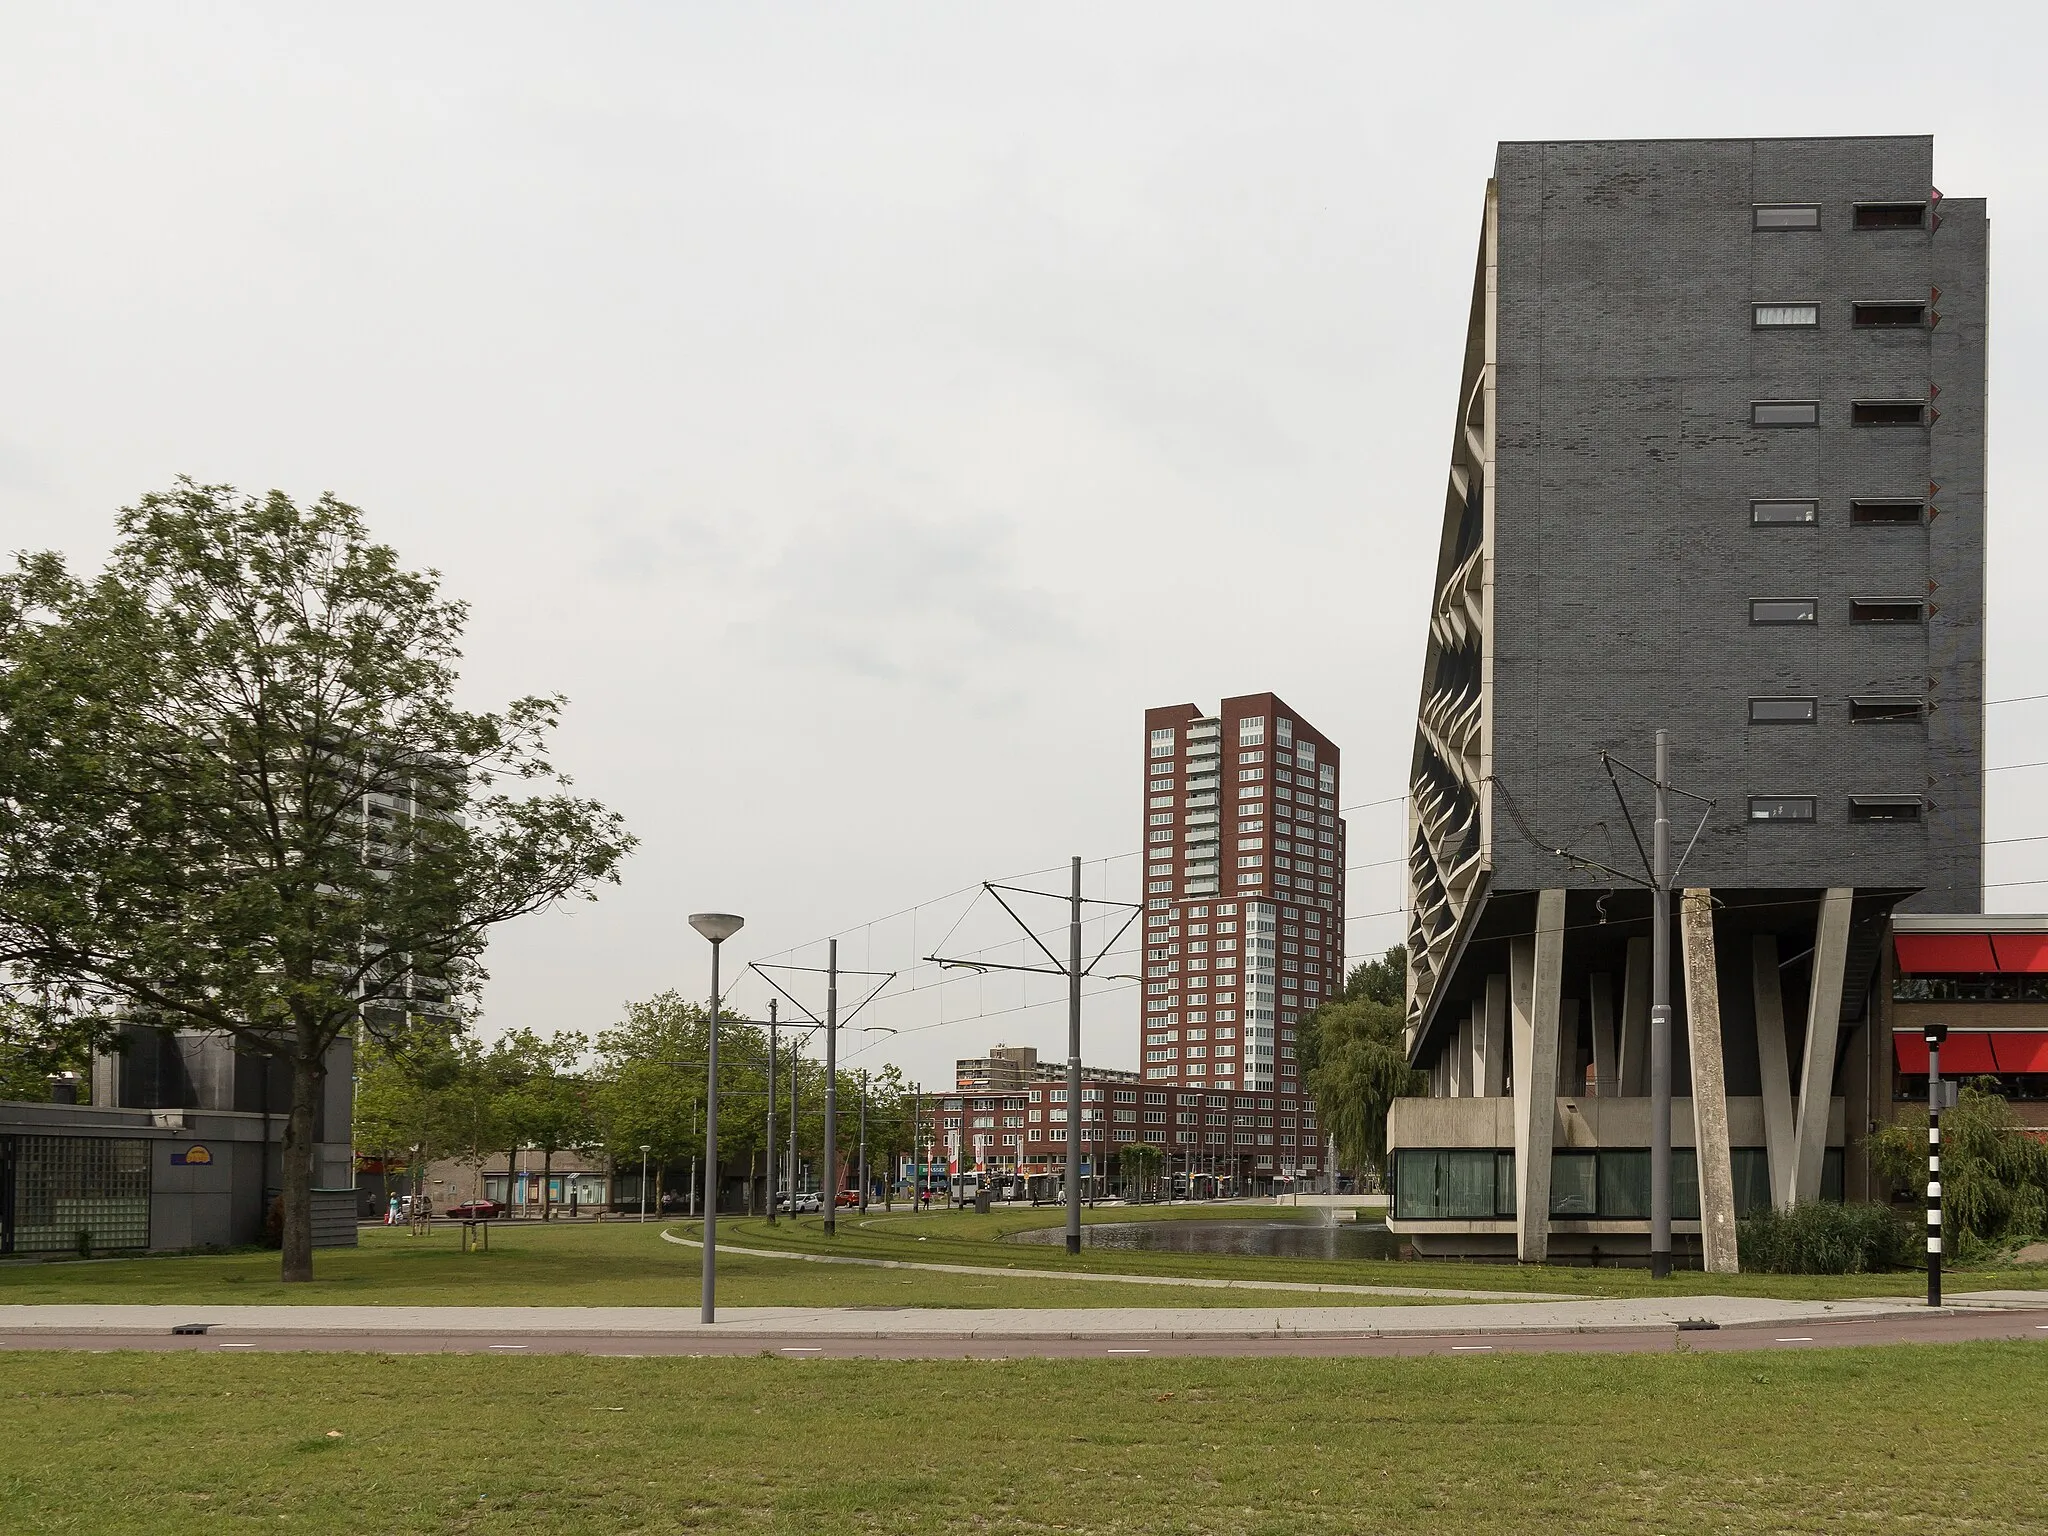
left=1555, top=998, right=1582, bottom=1097
left=1480, top=974, right=1508, bottom=1097
left=1794, top=888, right=1855, bottom=1205
left=1511, top=890, right=1565, bottom=1263
left=1619, top=937, right=1650, bottom=1097
left=1752, top=934, right=1798, bottom=1210
left=1680, top=888, right=1739, bottom=1274
left=1588, top=973, right=1617, bottom=1098
left=1449, top=1012, right=1471, bottom=1097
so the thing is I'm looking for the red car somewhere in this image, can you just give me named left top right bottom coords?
left=443, top=1199, right=502, bottom=1220
left=836, top=1191, right=860, bottom=1208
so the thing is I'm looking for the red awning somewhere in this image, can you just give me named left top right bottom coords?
left=1992, top=1033, right=2048, bottom=1073
left=1893, top=1032, right=1997, bottom=1073
left=1895, top=934, right=1997, bottom=974
left=1991, top=934, right=2048, bottom=974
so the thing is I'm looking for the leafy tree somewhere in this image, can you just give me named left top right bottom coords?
left=500, top=1029, right=595, bottom=1218
left=0, top=996, right=94, bottom=1103
left=1871, top=1086, right=2048, bottom=1257
left=0, top=481, right=633, bottom=1279
left=1117, top=1140, right=1162, bottom=1199
left=1302, top=952, right=1423, bottom=1181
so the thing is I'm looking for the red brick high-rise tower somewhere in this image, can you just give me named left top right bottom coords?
left=1138, top=693, right=1342, bottom=1186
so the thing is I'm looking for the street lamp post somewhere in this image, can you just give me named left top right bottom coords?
left=690, top=911, right=745, bottom=1326
left=638, top=1144, right=651, bottom=1223
left=1925, top=1023, right=1951, bottom=1309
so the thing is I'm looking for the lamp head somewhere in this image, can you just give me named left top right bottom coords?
left=689, top=912, right=745, bottom=944
left=1924, top=1023, right=1949, bottom=1047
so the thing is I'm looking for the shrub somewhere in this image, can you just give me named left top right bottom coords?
left=1869, top=1086, right=2048, bottom=1259
left=1739, top=1202, right=1914, bottom=1274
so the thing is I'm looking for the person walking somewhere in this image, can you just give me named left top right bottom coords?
left=386, top=1192, right=399, bottom=1226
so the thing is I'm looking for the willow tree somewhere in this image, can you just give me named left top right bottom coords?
left=0, top=480, right=633, bottom=1280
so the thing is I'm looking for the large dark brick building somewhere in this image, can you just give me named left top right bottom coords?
left=1390, top=137, right=1987, bottom=1262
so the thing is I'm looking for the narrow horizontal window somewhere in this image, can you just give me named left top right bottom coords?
left=1752, top=401, right=1819, bottom=427
left=1754, top=204, right=1820, bottom=230
left=1854, top=202, right=1927, bottom=230
left=1849, top=598, right=1925, bottom=624
left=1749, top=796, right=1816, bottom=823
left=1850, top=499, right=1924, bottom=525
left=1749, top=698, right=1817, bottom=724
left=1849, top=795, right=1924, bottom=822
left=1751, top=500, right=1818, bottom=526
left=1750, top=598, right=1818, bottom=625
left=1753, top=303, right=1819, bottom=328
left=1852, top=302, right=1926, bottom=328
left=1850, top=697, right=1925, bottom=723
left=1852, top=400, right=1925, bottom=427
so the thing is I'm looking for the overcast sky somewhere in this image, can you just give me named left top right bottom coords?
left=4, top=3, right=2044, bottom=1088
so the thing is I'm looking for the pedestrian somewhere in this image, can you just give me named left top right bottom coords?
left=386, top=1192, right=399, bottom=1226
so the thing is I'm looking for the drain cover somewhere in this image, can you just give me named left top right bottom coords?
left=1675, top=1319, right=1720, bottom=1332
left=171, top=1323, right=211, bottom=1336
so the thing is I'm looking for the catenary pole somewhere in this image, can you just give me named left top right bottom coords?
left=1650, top=728, right=1673, bottom=1280
left=858, top=1076, right=869, bottom=1216
left=824, top=938, right=840, bottom=1236
left=787, top=1031, right=800, bottom=1212
left=1066, top=854, right=1083, bottom=1256
left=765, top=998, right=779, bottom=1224
left=1926, top=1024, right=1948, bottom=1308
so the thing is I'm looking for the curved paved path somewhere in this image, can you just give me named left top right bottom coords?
left=657, top=1227, right=1577, bottom=1302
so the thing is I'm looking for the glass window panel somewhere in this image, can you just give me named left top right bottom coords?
left=1495, top=1151, right=1517, bottom=1217
left=1751, top=500, right=1818, bottom=525
left=1749, top=797, right=1817, bottom=823
left=1750, top=599, right=1818, bottom=624
left=1549, top=1151, right=1598, bottom=1216
left=1749, top=698, right=1817, bottom=724
left=1752, top=401, right=1819, bottom=426
left=1440, top=1151, right=1496, bottom=1218
left=1754, top=204, right=1820, bottom=229
left=1730, top=1148, right=1772, bottom=1217
left=1672, top=1150, right=1700, bottom=1222
left=1753, top=304, right=1819, bottom=327
left=1600, top=1150, right=1652, bottom=1219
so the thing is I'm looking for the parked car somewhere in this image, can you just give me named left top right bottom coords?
left=443, top=1199, right=501, bottom=1220
left=836, top=1190, right=859, bottom=1208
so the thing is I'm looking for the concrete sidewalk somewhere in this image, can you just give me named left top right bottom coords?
left=7, top=1292, right=2031, bottom=1341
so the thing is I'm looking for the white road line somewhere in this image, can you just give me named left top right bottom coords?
left=1451, top=1345, right=1494, bottom=1352
left=1775, top=1337, right=1814, bottom=1343
left=217, top=1342, right=256, bottom=1349
left=1106, top=1348, right=1150, bottom=1354
left=489, top=1344, right=529, bottom=1350
left=780, top=1347, right=823, bottom=1354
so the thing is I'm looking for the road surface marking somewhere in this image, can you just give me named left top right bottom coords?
left=1106, top=1348, right=1150, bottom=1354
left=1451, top=1345, right=1493, bottom=1352
left=218, top=1342, right=256, bottom=1349
left=489, top=1344, right=529, bottom=1351
left=780, top=1347, right=823, bottom=1354
left=1774, top=1337, right=1813, bottom=1344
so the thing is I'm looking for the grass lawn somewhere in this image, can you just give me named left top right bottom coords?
left=2, top=1343, right=2045, bottom=1533
left=0, top=1204, right=2038, bottom=1309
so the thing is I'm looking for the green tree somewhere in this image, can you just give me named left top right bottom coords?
left=1870, top=1086, right=2048, bottom=1256
left=1118, top=1140, right=1163, bottom=1200
left=1301, top=943, right=1421, bottom=1181
left=0, top=481, right=633, bottom=1279
left=500, top=1029, right=595, bottom=1218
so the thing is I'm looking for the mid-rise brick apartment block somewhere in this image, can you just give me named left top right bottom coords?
left=1137, top=693, right=1343, bottom=1183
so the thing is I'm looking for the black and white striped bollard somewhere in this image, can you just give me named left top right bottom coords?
left=1925, top=1023, right=1948, bottom=1309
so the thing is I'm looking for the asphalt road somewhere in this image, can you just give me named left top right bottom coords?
left=6, top=1309, right=2044, bottom=1360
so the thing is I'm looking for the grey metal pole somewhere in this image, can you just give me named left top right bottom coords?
left=1926, top=1025, right=1947, bottom=1308
left=787, top=1031, right=799, bottom=1215
left=639, top=1146, right=648, bottom=1223
left=702, top=937, right=722, bottom=1323
left=911, top=1086, right=922, bottom=1213
left=858, top=1077, right=869, bottom=1216
left=1650, top=728, right=1673, bottom=1280
left=765, top=999, right=779, bottom=1225
left=824, top=938, right=840, bottom=1236
left=1066, top=854, right=1083, bottom=1256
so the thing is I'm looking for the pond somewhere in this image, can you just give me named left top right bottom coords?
left=1007, top=1216, right=1405, bottom=1261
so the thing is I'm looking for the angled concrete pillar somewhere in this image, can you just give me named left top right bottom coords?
left=1588, top=973, right=1617, bottom=1098
left=1619, top=937, right=1651, bottom=1096
left=1752, top=934, right=1797, bottom=1211
left=1793, top=888, right=1855, bottom=1205
left=1447, top=1014, right=1467, bottom=1097
left=1511, top=890, right=1565, bottom=1262
left=1480, top=974, right=1508, bottom=1097
left=1681, top=888, right=1739, bottom=1274
left=1467, top=998, right=1486, bottom=1097
left=1555, top=998, right=1582, bottom=1096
